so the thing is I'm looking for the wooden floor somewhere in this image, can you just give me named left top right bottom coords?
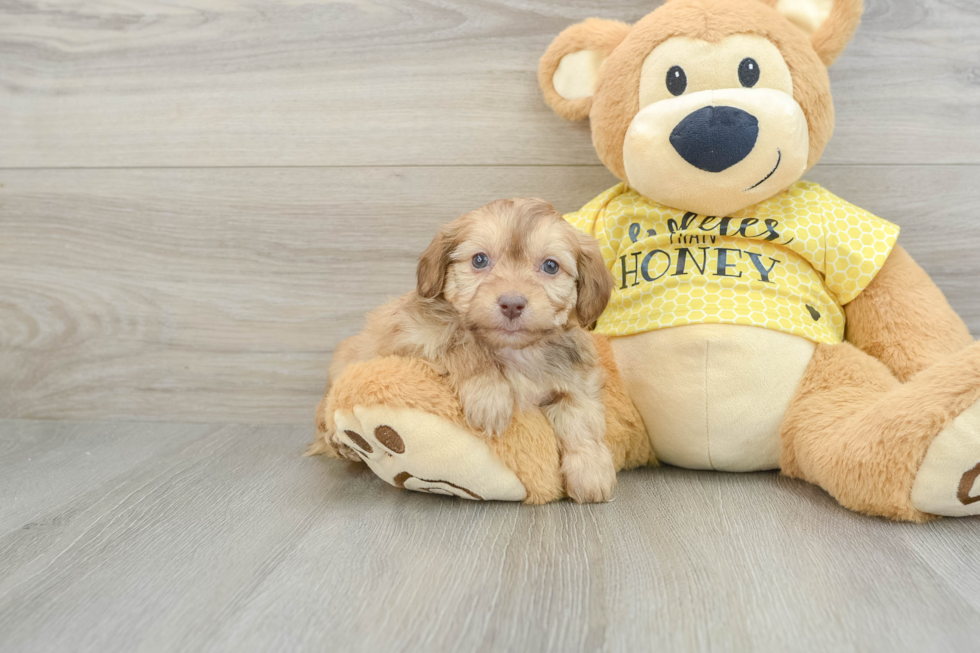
left=1, top=418, right=978, bottom=653
left=2, top=0, right=980, bottom=651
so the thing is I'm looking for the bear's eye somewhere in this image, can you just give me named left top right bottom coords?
left=666, top=66, right=687, bottom=96
left=542, top=259, right=560, bottom=275
left=738, top=58, right=760, bottom=88
left=472, top=253, right=489, bottom=269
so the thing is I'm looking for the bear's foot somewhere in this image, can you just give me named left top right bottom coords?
left=333, top=404, right=528, bottom=502
left=912, top=398, right=980, bottom=517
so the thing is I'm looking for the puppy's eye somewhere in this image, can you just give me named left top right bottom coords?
left=542, top=259, right=560, bottom=275
left=471, top=253, right=489, bottom=269
left=666, top=66, right=687, bottom=96
left=738, top=58, right=760, bottom=88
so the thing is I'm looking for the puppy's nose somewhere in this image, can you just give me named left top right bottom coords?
left=670, top=106, right=759, bottom=173
left=498, top=294, right=527, bottom=320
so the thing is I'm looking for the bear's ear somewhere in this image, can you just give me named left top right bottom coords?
left=774, top=0, right=864, bottom=66
left=538, top=18, right=631, bottom=121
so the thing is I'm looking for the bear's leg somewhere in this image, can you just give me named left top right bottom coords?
left=592, top=334, right=656, bottom=473
left=309, top=335, right=651, bottom=504
left=780, top=341, right=980, bottom=521
left=311, top=355, right=559, bottom=503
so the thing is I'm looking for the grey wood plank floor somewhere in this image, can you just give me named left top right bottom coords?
left=1, top=418, right=979, bottom=653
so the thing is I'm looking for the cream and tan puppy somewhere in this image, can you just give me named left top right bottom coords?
left=328, top=198, right=618, bottom=502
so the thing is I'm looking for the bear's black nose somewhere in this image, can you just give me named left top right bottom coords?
left=669, top=106, right=759, bottom=173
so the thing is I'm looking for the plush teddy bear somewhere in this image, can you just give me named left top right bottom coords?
left=311, top=0, right=980, bottom=521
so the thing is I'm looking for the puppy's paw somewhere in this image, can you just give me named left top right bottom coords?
left=465, top=403, right=513, bottom=438
left=561, top=444, right=617, bottom=504
left=460, top=380, right=514, bottom=437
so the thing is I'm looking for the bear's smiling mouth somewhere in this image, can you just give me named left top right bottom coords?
left=744, top=149, right=782, bottom=192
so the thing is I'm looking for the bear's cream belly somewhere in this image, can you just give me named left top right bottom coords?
left=610, top=324, right=816, bottom=472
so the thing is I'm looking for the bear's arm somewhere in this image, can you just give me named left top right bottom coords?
left=844, top=244, right=973, bottom=382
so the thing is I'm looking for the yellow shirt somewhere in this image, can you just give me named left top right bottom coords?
left=565, top=181, right=899, bottom=345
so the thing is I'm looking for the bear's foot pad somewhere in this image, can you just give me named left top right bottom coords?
left=912, top=398, right=980, bottom=517
left=333, top=404, right=527, bottom=502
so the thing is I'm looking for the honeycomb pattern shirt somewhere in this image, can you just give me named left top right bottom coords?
left=565, top=181, right=900, bottom=345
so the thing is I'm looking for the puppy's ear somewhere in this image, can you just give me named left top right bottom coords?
left=416, top=223, right=459, bottom=299
left=575, top=232, right=614, bottom=327
left=539, top=18, right=631, bottom=121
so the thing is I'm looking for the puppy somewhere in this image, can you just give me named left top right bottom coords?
left=327, top=198, right=618, bottom=503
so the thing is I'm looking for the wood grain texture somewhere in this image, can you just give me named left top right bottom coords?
left=1, top=0, right=980, bottom=167
left=2, top=165, right=979, bottom=424
left=0, top=418, right=978, bottom=653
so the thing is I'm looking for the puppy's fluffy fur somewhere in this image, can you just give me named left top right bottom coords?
left=327, top=198, right=618, bottom=502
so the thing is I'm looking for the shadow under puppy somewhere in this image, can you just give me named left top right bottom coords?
left=320, top=198, right=618, bottom=502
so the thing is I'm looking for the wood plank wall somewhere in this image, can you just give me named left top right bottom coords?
left=2, top=0, right=979, bottom=424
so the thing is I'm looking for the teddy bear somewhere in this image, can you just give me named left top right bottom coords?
left=310, top=0, right=980, bottom=521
